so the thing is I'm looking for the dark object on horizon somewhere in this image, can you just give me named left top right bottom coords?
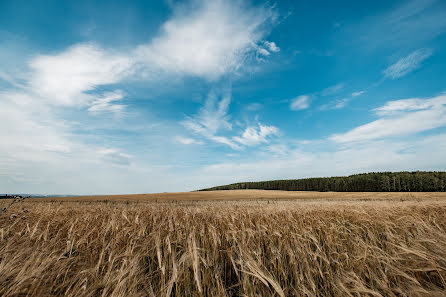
left=0, top=194, right=24, bottom=200
left=200, top=171, right=446, bottom=192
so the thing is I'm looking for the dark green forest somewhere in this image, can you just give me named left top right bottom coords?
left=200, top=171, right=446, bottom=192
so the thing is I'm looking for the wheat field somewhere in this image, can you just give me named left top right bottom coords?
left=1, top=191, right=446, bottom=296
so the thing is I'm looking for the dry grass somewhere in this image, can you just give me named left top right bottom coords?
left=1, top=191, right=446, bottom=296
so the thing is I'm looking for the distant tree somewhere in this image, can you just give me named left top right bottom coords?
left=200, top=171, right=446, bottom=192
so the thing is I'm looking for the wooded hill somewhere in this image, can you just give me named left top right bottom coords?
left=200, top=171, right=446, bottom=192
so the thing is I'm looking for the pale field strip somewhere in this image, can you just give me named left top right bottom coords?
left=24, top=189, right=446, bottom=203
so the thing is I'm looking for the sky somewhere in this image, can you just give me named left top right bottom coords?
left=1, top=0, right=446, bottom=194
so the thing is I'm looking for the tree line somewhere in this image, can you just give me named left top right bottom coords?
left=200, top=171, right=446, bottom=192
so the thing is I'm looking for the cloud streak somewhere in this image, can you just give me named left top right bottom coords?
left=331, top=93, right=446, bottom=143
left=291, top=83, right=347, bottom=111
left=321, top=90, right=366, bottom=110
left=383, top=48, right=433, bottom=79
left=87, top=91, right=127, bottom=116
left=174, top=136, right=202, bottom=145
left=348, top=0, right=446, bottom=49
left=290, top=95, right=311, bottom=110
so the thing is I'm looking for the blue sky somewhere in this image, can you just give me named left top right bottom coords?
left=1, top=0, right=446, bottom=194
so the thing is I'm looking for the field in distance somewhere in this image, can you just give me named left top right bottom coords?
left=1, top=191, right=446, bottom=296
left=31, top=189, right=446, bottom=202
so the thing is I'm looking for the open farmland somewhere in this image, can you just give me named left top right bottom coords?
left=1, top=190, right=446, bottom=296
left=28, top=189, right=446, bottom=202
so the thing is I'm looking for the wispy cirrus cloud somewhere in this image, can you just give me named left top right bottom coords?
left=290, top=95, right=311, bottom=110
left=87, top=91, right=127, bottom=116
left=383, top=48, right=433, bottom=79
left=374, top=94, right=446, bottom=115
left=174, top=136, right=202, bottom=145
left=136, top=0, right=278, bottom=80
left=347, top=0, right=446, bottom=49
left=182, top=89, right=278, bottom=149
left=320, top=90, right=366, bottom=110
left=321, top=83, right=344, bottom=96
left=331, top=93, right=446, bottom=143
left=289, top=83, right=346, bottom=111
left=182, top=90, right=240, bottom=149
left=182, top=90, right=232, bottom=136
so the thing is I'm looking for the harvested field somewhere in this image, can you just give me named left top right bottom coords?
left=1, top=190, right=446, bottom=296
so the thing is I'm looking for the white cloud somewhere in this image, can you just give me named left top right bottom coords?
left=233, top=124, right=278, bottom=146
left=0, top=89, right=139, bottom=194
left=374, top=94, right=446, bottom=115
left=351, top=90, right=365, bottom=97
left=321, top=83, right=344, bottom=96
left=209, top=135, right=241, bottom=150
left=290, top=95, right=311, bottom=110
left=264, top=144, right=289, bottom=156
left=136, top=0, right=277, bottom=80
left=333, top=98, right=351, bottom=109
left=87, top=91, right=126, bottom=115
left=331, top=93, right=446, bottom=143
left=97, top=148, right=131, bottom=165
left=0, top=71, right=25, bottom=89
left=257, top=48, right=271, bottom=56
left=183, top=90, right=278, bottom=149
left=322, top=90, right=366, bottom=110
left=297, top=83, right=355, bottom=111
left=257, top=41, right=280, bottom=58
left=386, top=0, right=438, bottom=24
left=29, top=44, right=133, bottom=106
left=383, top=48, right=433, bottom=79
left=182, top=90, right=241, bottom=149
left=0, top=91, right=73, bottom=155
left=183, top=90, right=232, bottom=135
left=174, top=136, right=202, bottom=145
left=264, top=41, right=280, bottom=52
